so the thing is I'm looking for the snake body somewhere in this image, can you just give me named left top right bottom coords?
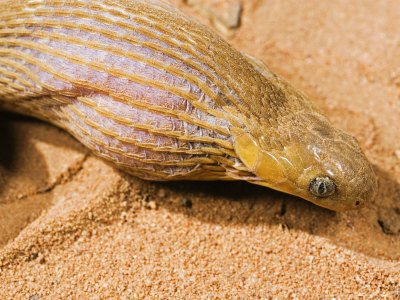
left=0, top=0, right=377, bottom=211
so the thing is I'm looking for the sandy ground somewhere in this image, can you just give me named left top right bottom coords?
left=1, top=0, right=400, bottom=298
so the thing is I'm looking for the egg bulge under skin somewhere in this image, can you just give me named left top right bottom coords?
left=0, top=0, right=377, bottom=211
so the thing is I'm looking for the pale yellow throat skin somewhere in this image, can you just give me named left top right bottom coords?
left=0, top=0, right=377, bottom=211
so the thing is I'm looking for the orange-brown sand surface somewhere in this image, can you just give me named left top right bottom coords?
left=1, top=0, right=400, bottom=298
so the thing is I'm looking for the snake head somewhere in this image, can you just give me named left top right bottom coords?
left=231, top=112, right=378, bottom=212
left=288, top=114, right=378, bottom=211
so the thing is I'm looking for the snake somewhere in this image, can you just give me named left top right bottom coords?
left=0, top=0, right=377, bottom=211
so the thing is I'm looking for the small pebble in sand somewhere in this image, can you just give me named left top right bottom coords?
left=157, top=188, right=166, bottom=199
left=179, top=198, right=193, bottom=208
left=146, top=201, right=158, bottom=210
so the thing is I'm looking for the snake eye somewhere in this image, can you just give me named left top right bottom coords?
left=309, top=176, right=336, bottom=197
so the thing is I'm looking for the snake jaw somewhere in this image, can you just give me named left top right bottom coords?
left=232, top=129, right=307, bottom=199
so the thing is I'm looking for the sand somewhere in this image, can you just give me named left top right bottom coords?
left=1, top=0, right=400, bottom=298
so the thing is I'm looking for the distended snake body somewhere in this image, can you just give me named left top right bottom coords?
left=0, top=0, right=377, bottom=211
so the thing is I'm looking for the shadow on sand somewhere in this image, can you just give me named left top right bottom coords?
left=1, top=112, right=399, bottom=261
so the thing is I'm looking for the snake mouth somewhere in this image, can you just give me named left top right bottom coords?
left=248, top=177, right=301, bottom=199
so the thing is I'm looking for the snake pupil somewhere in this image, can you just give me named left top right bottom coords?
left=318, top=182, right=326, bottom=194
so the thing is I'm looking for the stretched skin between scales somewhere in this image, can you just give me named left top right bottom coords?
left=0, top=0, right=377, bottom=211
